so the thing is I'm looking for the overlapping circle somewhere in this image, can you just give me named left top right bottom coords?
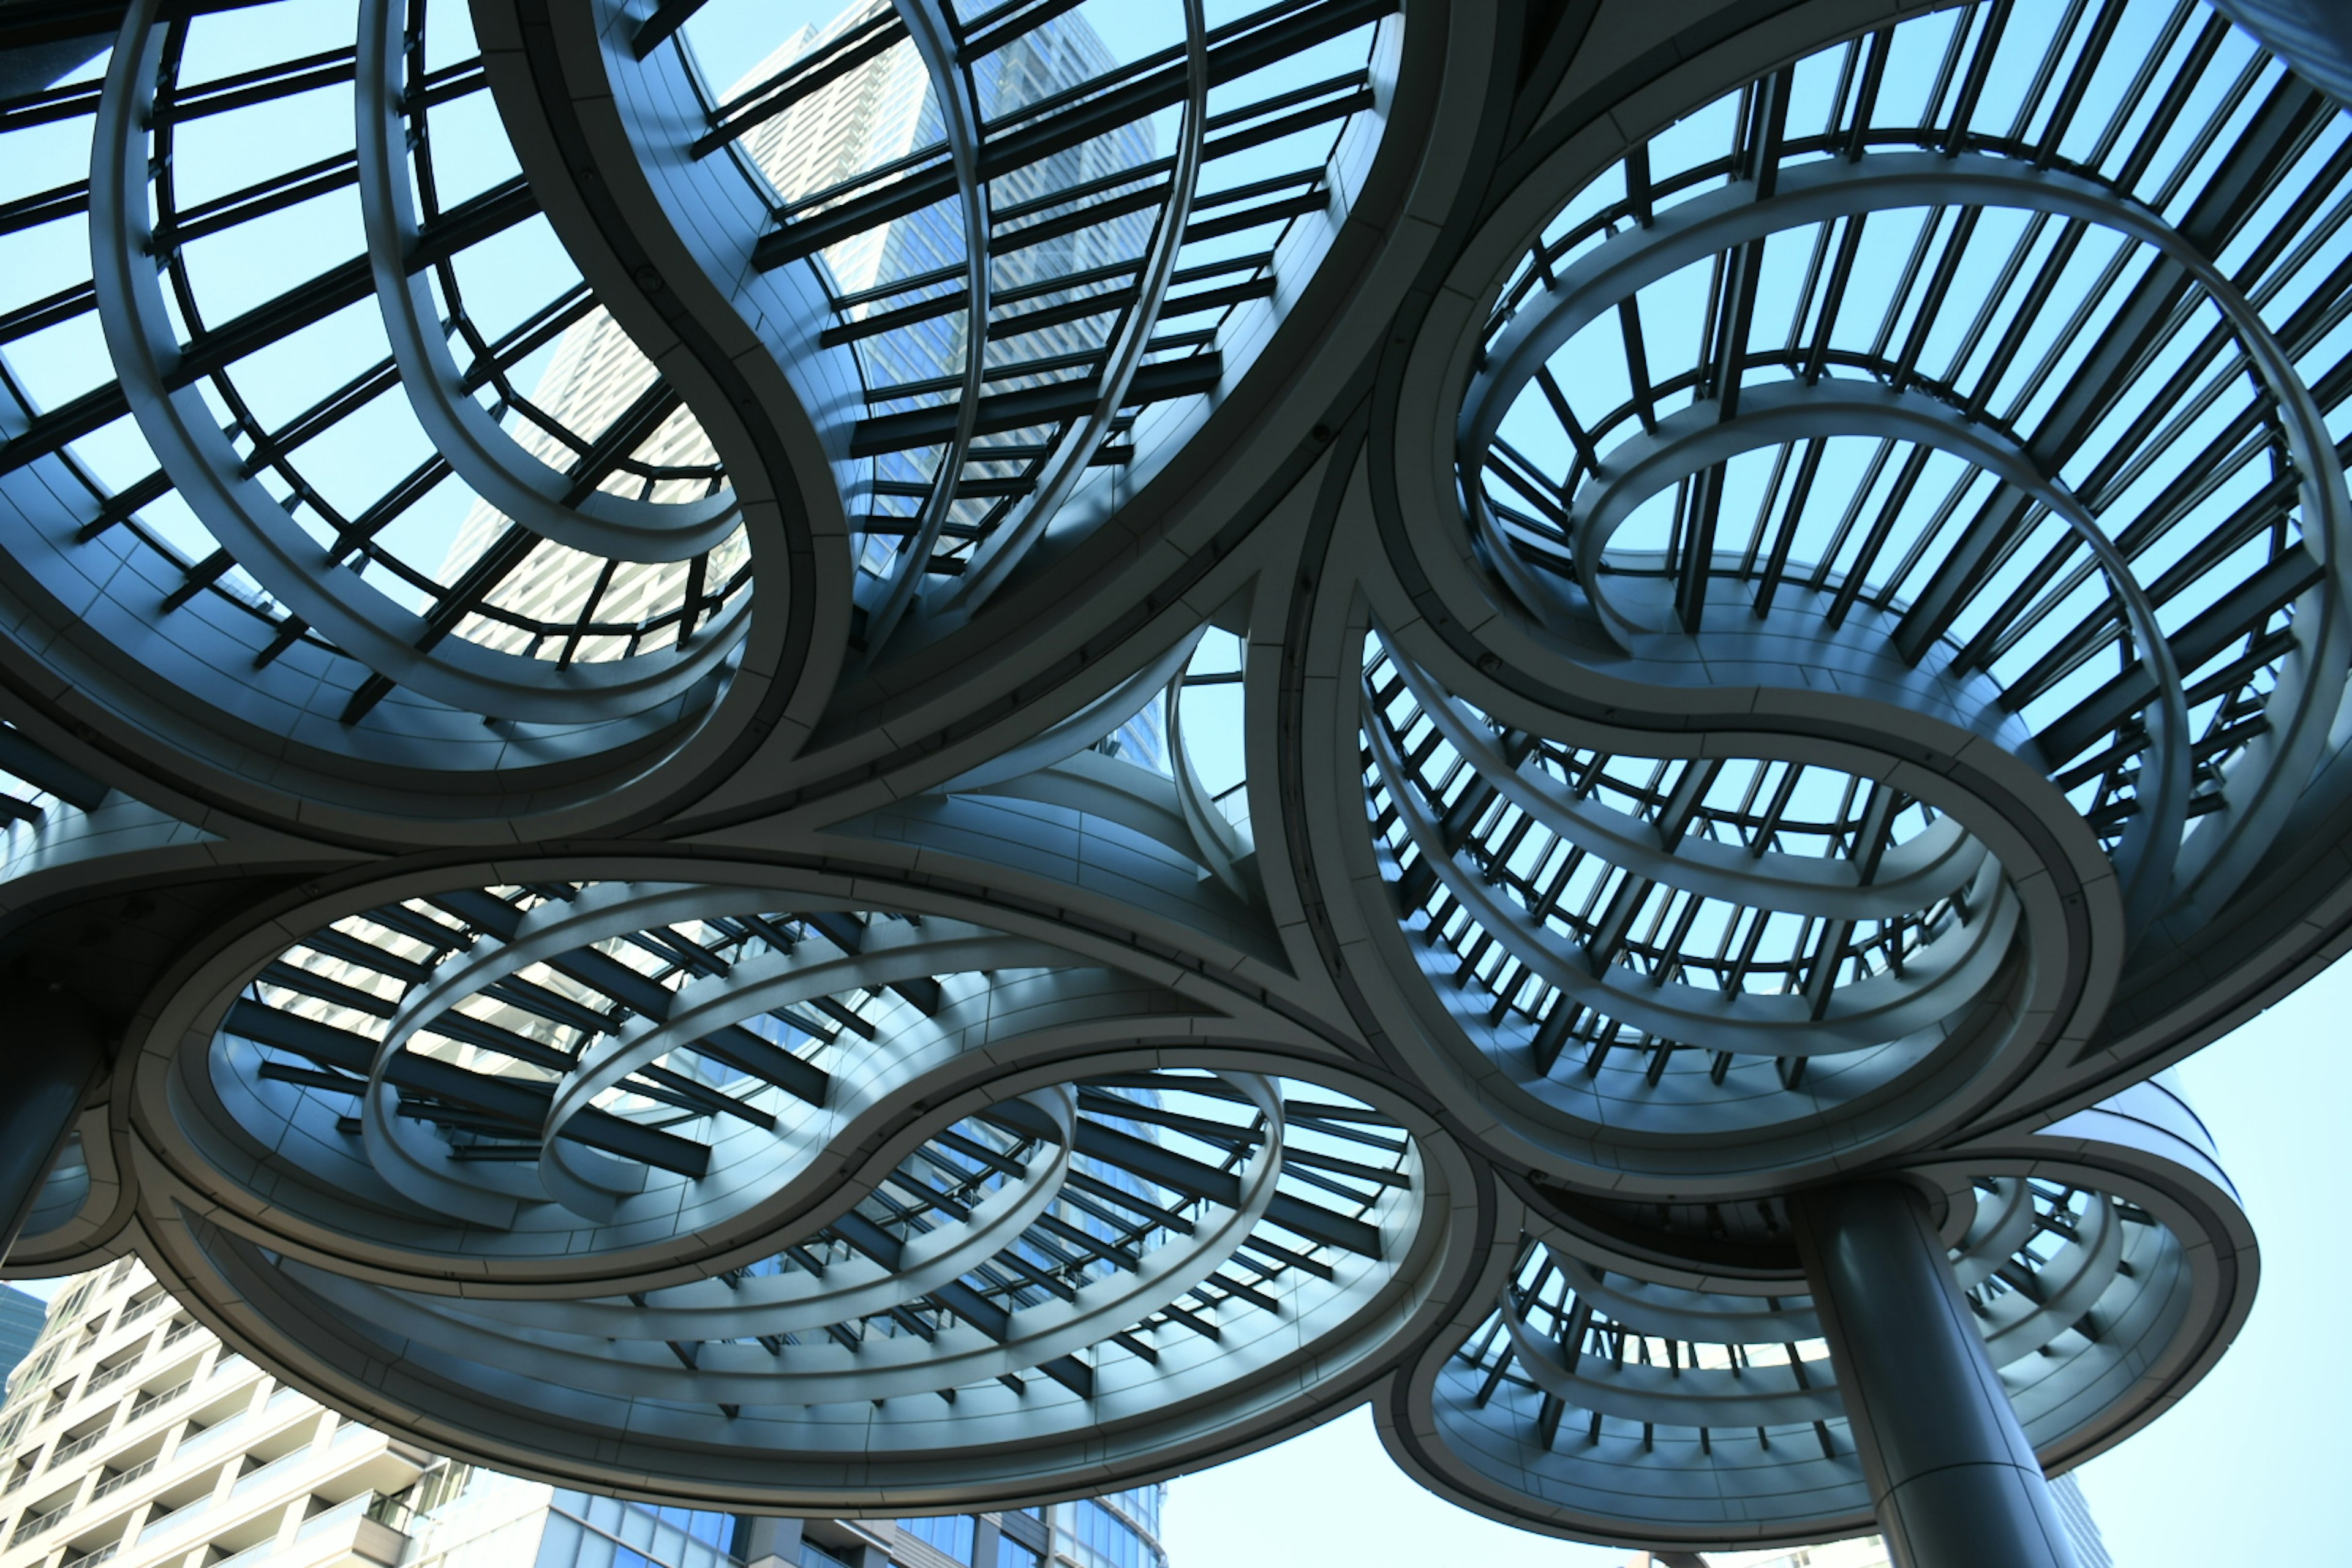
left=1, top=0, right=2326, bottom=1547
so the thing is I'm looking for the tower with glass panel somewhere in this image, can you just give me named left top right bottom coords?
left=438, top=0, right=1159, bottom=652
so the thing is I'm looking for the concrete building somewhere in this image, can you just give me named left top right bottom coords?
left=0, top=1258, right=430, bottom=1568
left=387, top=1468, right=1163, bottom=1568
left=0, top=1264, right=1165, bottom=1568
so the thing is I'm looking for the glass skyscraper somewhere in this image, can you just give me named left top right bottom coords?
left=384, top=1462, right=1166, bottom=1568
left=0, top=1293, right=42, bottom=1392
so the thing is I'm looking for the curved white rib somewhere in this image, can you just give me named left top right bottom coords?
left=355, top=0, right=740, bottom=565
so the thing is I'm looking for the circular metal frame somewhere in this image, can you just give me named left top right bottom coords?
left=1, top=0, right=2334, bottom=1547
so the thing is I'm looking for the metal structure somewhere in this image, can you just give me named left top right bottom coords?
left=2, top=0, right=2345, bottom=1562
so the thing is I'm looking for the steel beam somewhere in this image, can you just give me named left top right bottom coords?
left=1794, top=1181, right=2080, bottom=1568
left=0, top=989, right=106, bottom=1263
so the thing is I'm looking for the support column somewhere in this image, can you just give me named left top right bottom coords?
left=0, top=987, right=106, bottom=1263
left=1792, top=1180, right=2079, bottom=1568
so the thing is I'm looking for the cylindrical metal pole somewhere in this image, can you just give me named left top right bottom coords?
left=1792, top=1180, right=2079, bottom=1568
left=0, top=987, right=106, bottom=1264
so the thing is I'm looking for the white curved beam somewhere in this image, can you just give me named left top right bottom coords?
left=354, top=0, right=740, bottom=565
left=944, top=0, right=1212, bottom=616
left=1365, top=692, right=2022, bottom=1057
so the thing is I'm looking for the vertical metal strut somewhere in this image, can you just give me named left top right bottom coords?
left=0, top=989, right=105, bottom=1263
left=1794, top=1181, right=2081, bottom=1568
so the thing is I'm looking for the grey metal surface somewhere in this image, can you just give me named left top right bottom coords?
left=2213, top=1, right=2352, bottom=105
left=0, top=0, right=2320, bottom=1553
left=1795, top=1182, right=2079, bottom=1568
left=0, top=990, right=104, bottom=1262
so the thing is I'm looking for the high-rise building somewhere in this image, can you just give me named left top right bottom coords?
left=0, top=1258, right=434, bottom=1568
left=2046, top=1474, right=2113, bottom=1568
left=0, top=1264, right=1166, bottom=1568
left=441, top=0, right=1158, bottom=665
left=0, top=1292, right=42, bottom=1390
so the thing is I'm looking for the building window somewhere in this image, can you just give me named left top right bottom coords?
left=639, top=1503, right=735, bottom=1551
left=898, top=1514, right=975, bottom=1562
left=1066, top=1502, right=1145, bottom=1568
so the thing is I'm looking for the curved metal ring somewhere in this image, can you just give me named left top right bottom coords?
left=1457, top=148, right=2352, bottom=928
left=944, top=0, right=1211, bottom=616
left=1363, top=684, right=2022, bottom=1058
left=297, top=1071, right=1289, bottom=1406
left=1373, top=622, right=1991, bottom=921
left=355, top=0, right=741, bottom=565
left=532, top=925, right=1059, bottom=1217
left=91, top=0, right=751, bottom=726
left=1385, top=1111, right=2252, bottom=1550
left=1550, top=377, right=2192, bottom=937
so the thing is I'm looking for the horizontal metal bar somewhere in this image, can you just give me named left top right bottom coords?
left=257, top=960, right=395, bottom=1018
left=0, top=726, right=108, bottom=810
left=0, top=174, right=544, bottom=490
left=2037, top=544, right=2324, bottom=761
left=162, top=45, right=358, bottom=123
left=0, top=281, right=95, bottom=345
left=692, top=6, right=907, bottom=157
left=821, top=255, right=1147, bottom=348
left=848, top=352, right=1221, bottom=456
left=1265, top=1194, right=1381, bottom=1257
left=159, top=151, right=360, bottom=248
left=628, top=0, right=707, bottom=59
left=0, top=178, right=88, bottom=237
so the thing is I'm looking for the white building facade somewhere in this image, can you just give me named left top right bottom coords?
left=0, top=1260, right=429, bottom=1568
left=0, top=1265, right=1166, bottom=1568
